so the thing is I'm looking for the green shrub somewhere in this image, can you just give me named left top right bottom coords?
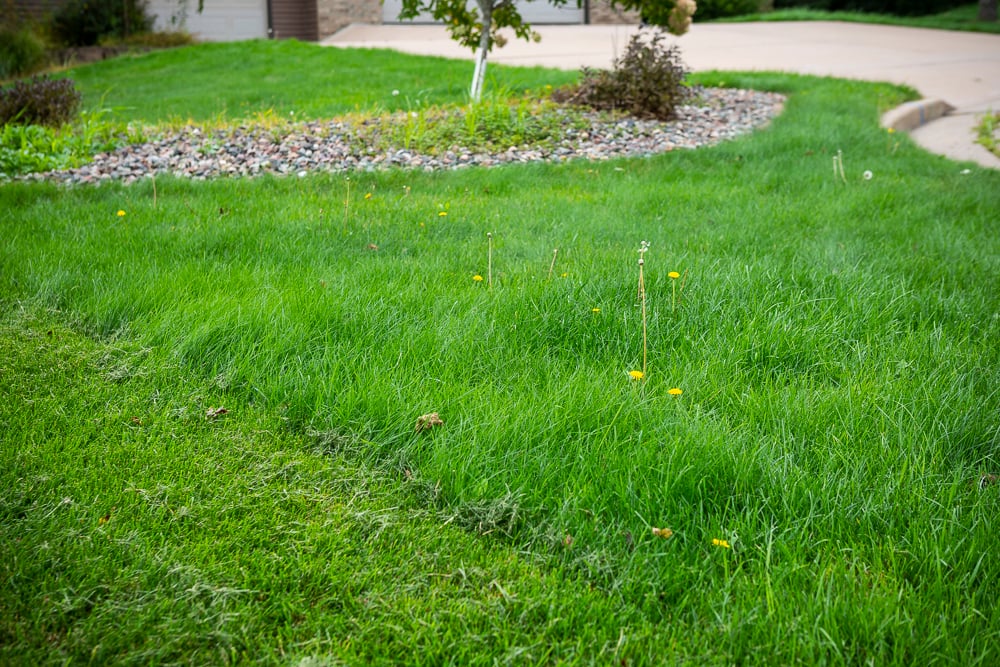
left=0, top=76, right=81, bottom=127
left=692, top=0, right=761, bottom=20
left=772, top=0, right=959, bottom=16
left=0, top=26, right=49, bottom=79
left=554, top=27, right=692, bottom=121
left=50, top=0, right=153, bottom=47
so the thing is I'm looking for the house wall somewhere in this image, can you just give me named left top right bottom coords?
left=147, top=0, right=269, bottom=39
left=318, top=0, right=638, bottom=40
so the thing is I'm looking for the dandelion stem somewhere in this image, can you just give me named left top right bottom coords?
left=834, top=150, right=847, bottom=184
left=640, top=260, right=647, bottom=378
left=547, top=248, right=558, bottom=280
left=343, top=177, right=351, bottom=233
left=636, top=241, right=650, bottom=380
left=487, top=232, right=493, bottom=288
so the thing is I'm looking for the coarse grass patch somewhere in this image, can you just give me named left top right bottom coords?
left=0, top=310, right=667, bottom=664
left=2, top=65, right=999, bottom=663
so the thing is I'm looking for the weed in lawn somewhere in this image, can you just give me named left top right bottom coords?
left=668, top=269, right=682, bottom=312
left=975, top=110, right=999, bottom=158
left=635, top=240, right=650, bottom=381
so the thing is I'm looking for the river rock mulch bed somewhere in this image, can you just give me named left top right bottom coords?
left=22, top=88, right=785, bottom=186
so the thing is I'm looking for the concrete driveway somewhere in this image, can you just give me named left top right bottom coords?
left=324, top=22, right=1000, bottom=168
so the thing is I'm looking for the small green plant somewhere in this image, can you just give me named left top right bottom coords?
left=555, top=27, right=692, bottom=121
left=0, top=76, right=81, bottom=127
left=0, top=106, right=144, bottom=177
left=975, top=110, right=999, bottom=158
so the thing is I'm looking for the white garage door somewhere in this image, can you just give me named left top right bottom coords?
left=383, top=0, right=584, bottom=25
left=147, top=0, right=269, bottom=41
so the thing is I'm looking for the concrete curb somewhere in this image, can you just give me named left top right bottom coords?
left=880, top=99, right=955, bottom=132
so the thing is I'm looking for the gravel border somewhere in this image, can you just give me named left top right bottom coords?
left=19, top=88, right=785, bottom=186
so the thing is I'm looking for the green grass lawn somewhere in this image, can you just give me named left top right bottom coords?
left=2, top=43, right=1000, bottom=664
left=60, top=39, right=578, bottom=124
left=713, top=3, right=1000, bottom=34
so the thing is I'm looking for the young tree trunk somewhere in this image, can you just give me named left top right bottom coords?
left=980, top=0, right=998, bottom=21
left=470, top=0, right=493, bottom=101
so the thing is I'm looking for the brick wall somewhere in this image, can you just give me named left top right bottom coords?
left=588, top=0, right=640, bottom=24
left=316, top=0, right=380, bottom=37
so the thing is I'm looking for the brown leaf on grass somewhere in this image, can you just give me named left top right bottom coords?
left=415, top=412, right=443, bottom=432
left=979, top=473, right=998, bottom=489
left=206, top=406, right=229, bottom=420
left=130, top=416, right=143, bottom=426
left=367, top=243, right=379, bottom=251
left=563, top=534, right=574, bottom=548
left=651, top=526, right=673, bottom=539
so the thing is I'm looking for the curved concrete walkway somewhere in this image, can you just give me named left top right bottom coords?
left=323, top=22, right=1000, bottom=169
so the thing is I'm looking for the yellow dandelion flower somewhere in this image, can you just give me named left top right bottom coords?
left=116, top=210, right=126, bottom=217
left=712, top=538, right=731, bottom=549
left=438, top=211, right=447, bottom=217
left=364, top=193, right=373, bottom=200
left=560, top=272, right=568, bottom=278
left=668, top=271, right=680, bottom=279
left=668, top=387, right=683, bottom=396
left=628, top=370, right=644, bottom=380
left=592, top=308, right=600, bottom=313
left=473, top=275, right=484, bottom=282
